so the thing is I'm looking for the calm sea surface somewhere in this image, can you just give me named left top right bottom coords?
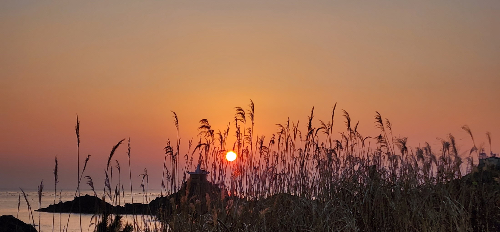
left=0, top=190, right=163, bottom=232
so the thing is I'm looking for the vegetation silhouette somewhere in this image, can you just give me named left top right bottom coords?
left=21, top=101, right=500, bottom=231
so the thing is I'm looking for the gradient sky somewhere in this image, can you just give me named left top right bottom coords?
left=1, top=1, right=499, bottom=190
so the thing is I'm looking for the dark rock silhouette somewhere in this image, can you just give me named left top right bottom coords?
left=37, top=194, right=112, bottom=214
left=0, top=215, right=37, bottom=232
left=36, top=194, right=152, bottom=215
left=37, top=164, right=227, bottom=218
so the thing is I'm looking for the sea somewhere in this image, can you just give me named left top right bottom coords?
left=0, top=189, right=164, bottom=232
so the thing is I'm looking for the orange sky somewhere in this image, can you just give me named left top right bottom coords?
left=1, top=1, right=499, bottom=190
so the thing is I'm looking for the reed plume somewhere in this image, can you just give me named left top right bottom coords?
left=107, top=139, right=125, bottom=170
left=85, top=176, right=97, bottom=196
left=75, top=115, right=82, bottom=232
left=487, top=132, right=492, bottom=156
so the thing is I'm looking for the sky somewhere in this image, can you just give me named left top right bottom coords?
left=1, top=0, right=499, bottom=190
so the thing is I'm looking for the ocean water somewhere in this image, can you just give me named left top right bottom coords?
left=0, top=190, right=163, bottom=232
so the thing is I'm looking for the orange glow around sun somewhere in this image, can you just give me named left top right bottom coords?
left=226, top=151, right=237, bottom=162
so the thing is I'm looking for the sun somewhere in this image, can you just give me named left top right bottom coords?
left=226, top=151, right=237, bottom=162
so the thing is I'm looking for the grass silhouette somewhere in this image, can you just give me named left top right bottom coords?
left=25, top=100, right=500, bottom=231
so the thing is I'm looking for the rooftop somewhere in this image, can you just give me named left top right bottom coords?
left=187, top=163, right=210, bottom=175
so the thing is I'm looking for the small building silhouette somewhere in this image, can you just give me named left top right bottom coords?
left=186, top=164, right=211, bottom=214
left=187, top=163, right=210, bottom=183
left=479, top=154, right=500, bottom=170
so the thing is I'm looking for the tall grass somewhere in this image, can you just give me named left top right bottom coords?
left=28, top=101, right=499, bottom=231
left=37, top=180, right=43, bottom=232
left=156, top=101, right=499, bottom=231
left=75, top=115, right=82, bottom=232
left=17, top=194, right=21, bottom=219
left=53, top=157, right=58, bottom=232
left=20, top=188, right=35, bottom=227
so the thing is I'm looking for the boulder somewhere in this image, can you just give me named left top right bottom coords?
left=0, top=215, right=37, bottom=232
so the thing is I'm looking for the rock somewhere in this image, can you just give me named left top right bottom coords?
left=0, top=215, right=37, bottom=232
left=35, top=172, right=226, bottom=218
left=36, top=194, right=113, bottom=214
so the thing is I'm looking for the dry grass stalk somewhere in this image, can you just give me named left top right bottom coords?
left=37, top=180, right=43, bottom=232
left=53, top=157, right=58, bottom=232
left=30, top=102, right=500, bottom=231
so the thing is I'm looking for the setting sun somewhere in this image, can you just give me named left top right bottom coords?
left=226, top=151, right=237, bottom=162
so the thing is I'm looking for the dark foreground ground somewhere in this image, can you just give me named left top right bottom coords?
left=30, top=165, right=500, bottom=232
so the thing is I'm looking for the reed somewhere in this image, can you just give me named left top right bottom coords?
left=29, top=102, right=500, bottom=231
left=37, top=180, right=43, bottom=232
left=17, top=194, right=20, bottom=219
left=20, top=188, right=35, bottom=227
left=155, top=101, right=499, bottom=231
left=75, top=115, right=82, bottom=232
left=487, top=132, right=492, bottom=156
left=53, top=157, right=58, bottom=232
